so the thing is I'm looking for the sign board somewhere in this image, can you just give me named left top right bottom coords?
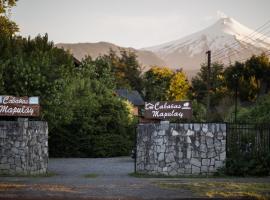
left=0, top=96, right=40, bottom=117
left=144, top=101, right=192, bottom=120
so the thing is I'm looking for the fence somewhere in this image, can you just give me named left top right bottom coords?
left=226, top=123, right=270, bottom=158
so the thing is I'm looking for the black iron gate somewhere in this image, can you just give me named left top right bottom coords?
left=226, top=123, right=270, bottom=158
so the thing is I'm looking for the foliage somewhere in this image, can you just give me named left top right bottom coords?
left=98, top=49, right=144, bottom=94
left=0, top=0, right=19, bottom=35
left=0, top=33, right=75, bottom=127
left=0, top=34, right=135, bottom=157
left=236, top=94, right=270, bottom=123
left=190, top=100, right=206, bottom=122
left=191, top=62, right=227, bottom=106
left=144, top=66, right=173, bottom=101
left=49, top=58, right=136, bottom=157
left=166, top=70, right=189, bottom=101
left=224, top=54, right=270, bottom=102
left=223, top=152, right=270, bottom=176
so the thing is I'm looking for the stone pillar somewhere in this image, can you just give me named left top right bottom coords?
left=136, top=123, right=226, bottom=176
left=0, top=120, right=48, bottom=175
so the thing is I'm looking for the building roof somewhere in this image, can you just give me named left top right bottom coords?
left=116, top=89, right=144, bottom=106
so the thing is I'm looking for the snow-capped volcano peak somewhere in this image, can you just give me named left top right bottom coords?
left=144, top=17, right=270, bottom=76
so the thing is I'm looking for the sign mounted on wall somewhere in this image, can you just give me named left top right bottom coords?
left=144, top=101, right=192, bottom=120
left=0, top=96, right=40, bottom=117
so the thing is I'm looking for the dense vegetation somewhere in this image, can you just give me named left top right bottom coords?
left=0, top=33, right=137, bottom=157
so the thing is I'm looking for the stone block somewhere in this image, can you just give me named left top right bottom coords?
left=215, top=160, right=224, bottom=168
left=0, top=163, right=10, bottom=169
left=217, top=132, right=223, bottom=140
left=159, top=161, right=166, bottom=168
left=172, top=130, right=179, bottom=136
left=220, top=152, right=226, bottom=161
left=202, top=159, right=210, bottom=166
left=202, top=124, right=208, bottom=133
left=192, top=165, right=201, bottom=174
left=178, top=168, right=185, bottom=174
left=184, top=124, right=189, bottom=130
left=186, top=148, right=191, bottom=159
left=186, top=130, right=194, bottom=136
left=201, top=152, right=207, bottom=158
left=162, top=167, right=168, bottom=172
left=194, top=124, right=201, bottom=131
left=190, top=158, right=201, bottom=167
left=184, top=168, right=191, bottom=174
left=207, top=150, right=216, bottom=158
left=15, top=141, right=20, bottom=148
left=158, top=130, right=166, bottom=136
left=200, top=144, right=207, bottom=153
left=11, top=147, right=18, bottom=154
left=158, top=153, right=164, bottom=161
left=165, top=152, right=175, bottom=163
left=201, top=166, right=208, bottom=173
left=160, top=121, right=170, bottom=131
left=220, top=124, right=226, bottom=132
left=1, top=156, right=7, bottom=163
left=206, top=138, right=214, bottom=148
left=210, top=158, right=215, bottom=165
left=206, top=132, right=214, bottom=138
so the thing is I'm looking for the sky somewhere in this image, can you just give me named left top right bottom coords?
left=11, top=0, right=270, bottom=49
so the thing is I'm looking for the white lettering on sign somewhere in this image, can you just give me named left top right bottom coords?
left=152, top=110, right=184, bottom=119
left=144, top=101, right=192, bottom=120
left=2, top=96, right=29, bottom=105
left=145, top=102, right=191, bottom=111
left=0, top=105, right=34, bottom=115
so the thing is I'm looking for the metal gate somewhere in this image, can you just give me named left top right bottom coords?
left=226, top=123, right=270, bottom=158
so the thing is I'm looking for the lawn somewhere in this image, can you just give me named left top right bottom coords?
left=155, top=181, right=270, bottom=200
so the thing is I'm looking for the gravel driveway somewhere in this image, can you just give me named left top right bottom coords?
left=0, top=157, right=269, bottom=200
left=0, top=157, right=194, bottom=199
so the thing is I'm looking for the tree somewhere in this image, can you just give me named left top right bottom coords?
left=144, top=66, right=173, bottom=101
left=236, top=94, right=270, bottom=123
left=166, top=70, right=189, bottom=100
left=49, top=58, right=136, bottom=157
left=191, top=62, right=226, bottom=106
left=0, top=0, right=19, bottom=35
left=99, top=49, right=144, bottom=94
left=224, top=54, right=270, bottom=102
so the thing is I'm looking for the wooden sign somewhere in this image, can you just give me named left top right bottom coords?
left=144, top=101, right=192, bottom=120
left=0, top=96, right=40, bottom=117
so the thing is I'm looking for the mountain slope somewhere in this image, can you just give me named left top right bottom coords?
left=56, top=42, right=166, bottom=71
left=144, top=17, right=270, bottom=75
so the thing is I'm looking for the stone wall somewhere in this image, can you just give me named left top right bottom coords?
left=136, top=122, right=226, bottom=175
left=0, top=119, right=48, bottom=175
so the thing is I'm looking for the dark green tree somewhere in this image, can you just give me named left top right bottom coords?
left=191, top=62, right=227, bottom=106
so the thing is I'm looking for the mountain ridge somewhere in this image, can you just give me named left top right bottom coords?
left=57, top=17, right=270, bottom=77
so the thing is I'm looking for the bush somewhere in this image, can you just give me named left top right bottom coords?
left=222, top=152, right=270, bottom=176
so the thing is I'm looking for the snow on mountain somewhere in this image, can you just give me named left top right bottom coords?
left=144, top=17, right=270, bottom=76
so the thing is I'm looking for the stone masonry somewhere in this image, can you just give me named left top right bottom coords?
left=0, top=119, right=48, bottom=175
left=136, top=122, right=226, bottom=175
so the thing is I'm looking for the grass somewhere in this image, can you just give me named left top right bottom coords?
left=84, top=173, right=99, bottom=178
left=0, top=171, right=57, bottom=177
left=129, top=172, right=225, bottom=178
left=155, top=181, right=270, bottom=200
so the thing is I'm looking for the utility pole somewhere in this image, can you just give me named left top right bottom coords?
left=206, top=50, right=211, bottom=121
left=233, top=74, right=238, bottom=123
